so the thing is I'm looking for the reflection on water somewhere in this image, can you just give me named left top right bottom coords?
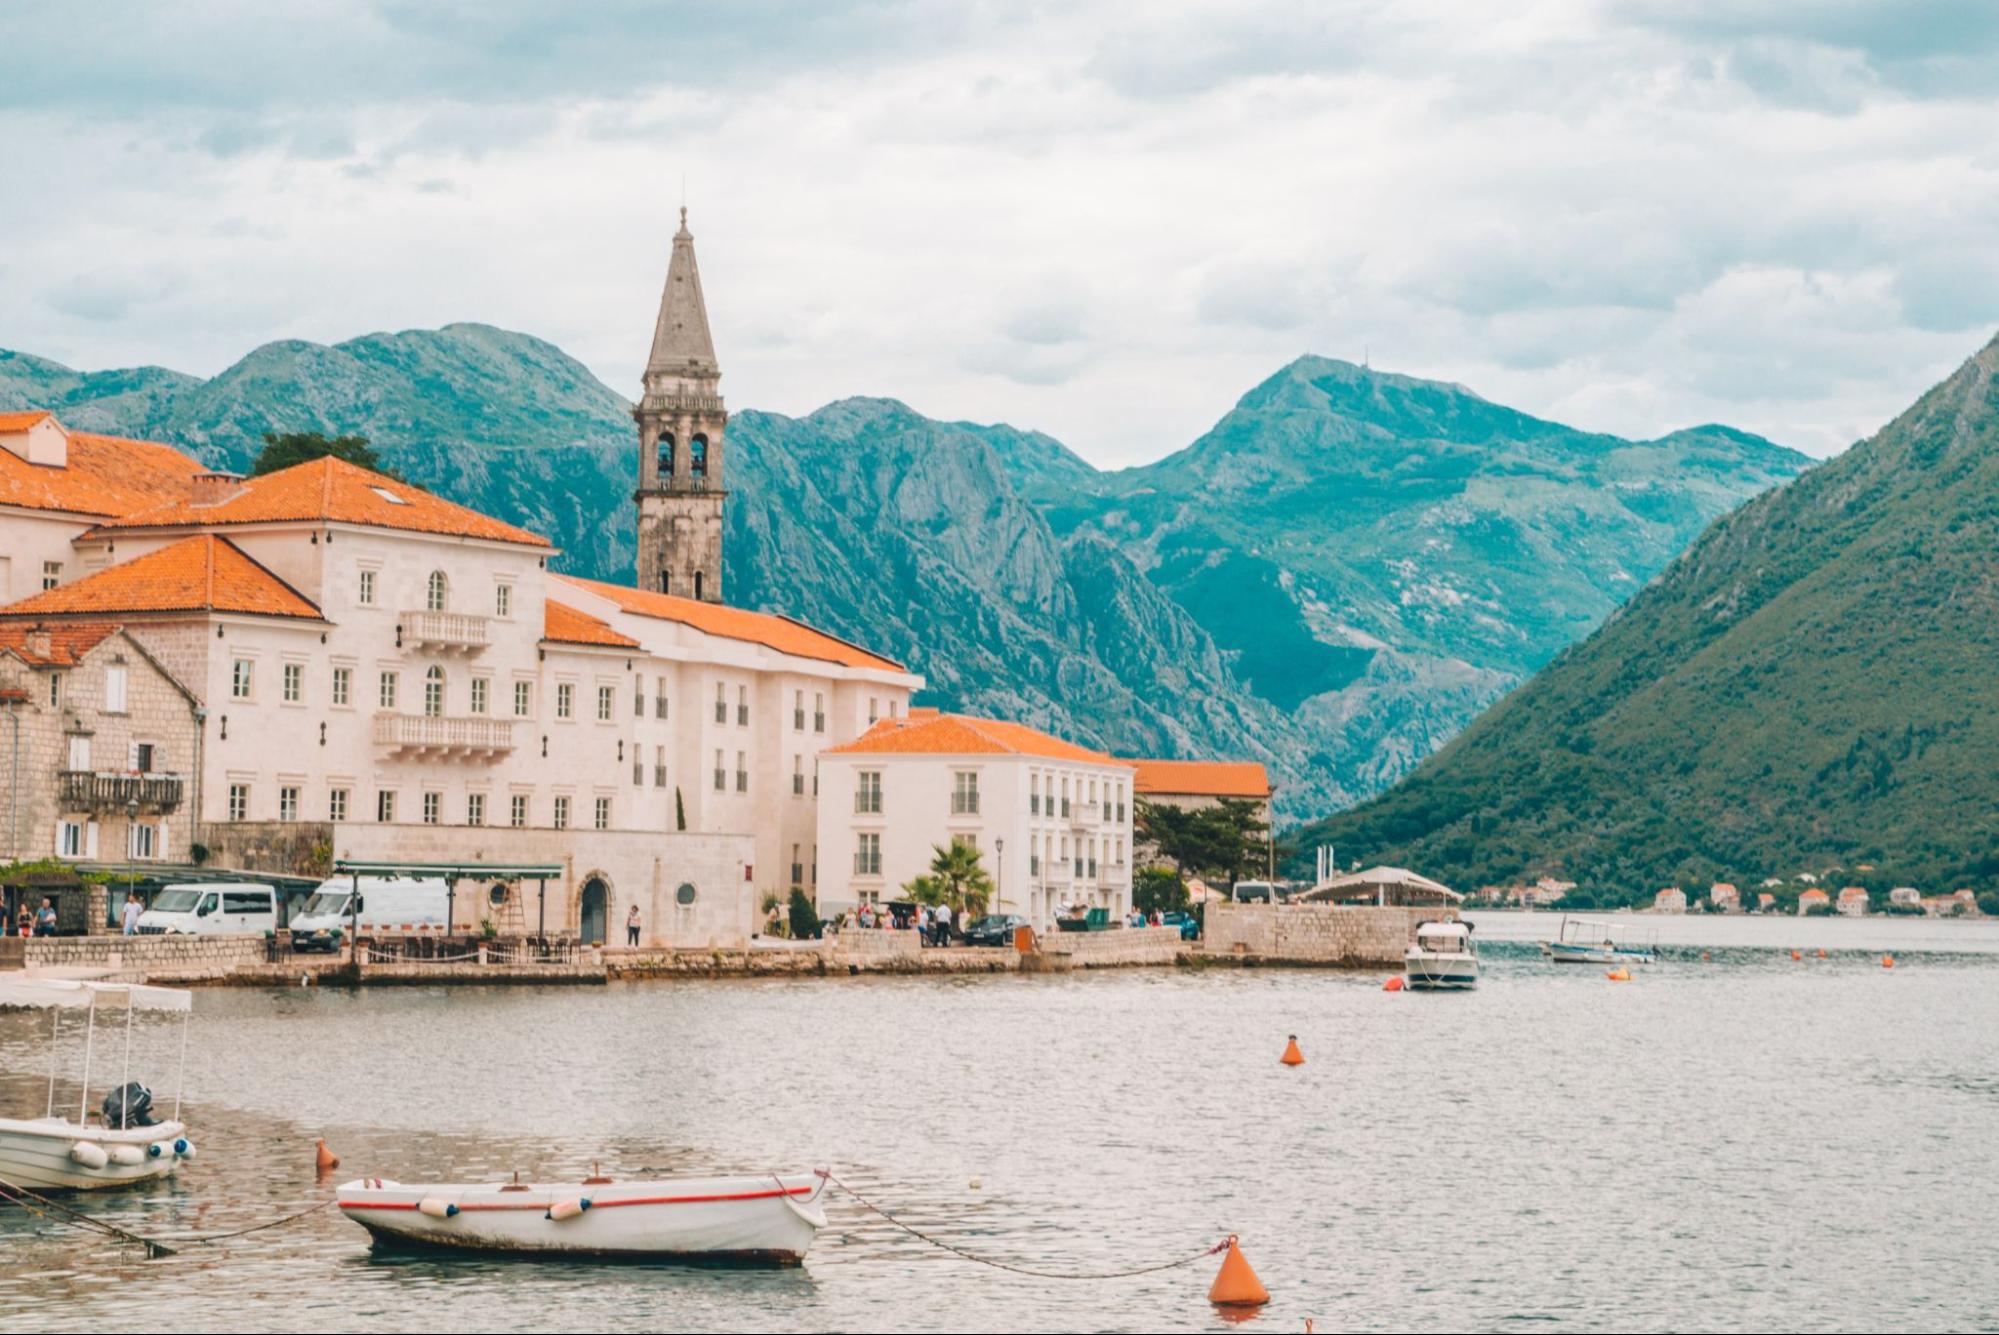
left=4, top=914, right=1999, bottom=1332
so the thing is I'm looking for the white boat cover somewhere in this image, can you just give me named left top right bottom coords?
left=0, top=977, right=192, bottom=1013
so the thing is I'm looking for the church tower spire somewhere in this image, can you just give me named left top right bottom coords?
left=634, top=206, right=727, bottom=603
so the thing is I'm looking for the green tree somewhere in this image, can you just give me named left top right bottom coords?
left=251, top=431, right=395, bottom=478
left=903, top=842, right=994, bottom=918
left=787, top=887, right=822, bottom=940
left=1137, top=797, right=1270, bottom=885
left=1132, top=866, right=1189, bottom=916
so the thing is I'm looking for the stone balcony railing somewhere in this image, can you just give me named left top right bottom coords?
left=373, top=712, right=516, bottom=758
left=399, top=609, right=490, bottom=652
left=1071, top=801, right=1103, bottom=828
left=58, top=770, right=186, bottom=812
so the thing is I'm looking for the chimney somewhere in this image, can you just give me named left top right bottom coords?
left=25, top=626, right=53, bottom=661
left=190, top=470, right=246, bottom=507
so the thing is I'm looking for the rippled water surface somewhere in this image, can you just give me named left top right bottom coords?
left=4, top=912, right=1999, bottom=1332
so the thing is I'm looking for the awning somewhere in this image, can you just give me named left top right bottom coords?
left=0, top=977, right=192, bottom=1013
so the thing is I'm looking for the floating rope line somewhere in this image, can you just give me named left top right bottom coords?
left=163, top=1196, right=336, bottom=1244
left=0, top=1175, right=334, bottom=1258
left=820, top=1171, right=1230, bottom=1281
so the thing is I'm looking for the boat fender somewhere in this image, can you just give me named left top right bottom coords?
left=147, top=1141, right=172, bottom=1159
left=546, top=1198, right=591, bottom=1221
left=108, top=1144, right=148, bottom=1167
left=68, top=1142, right=109, bottom=1170
left=418, top=1196, right=460, bottom=1219
left=174, top=1138, right=196, bottom=1160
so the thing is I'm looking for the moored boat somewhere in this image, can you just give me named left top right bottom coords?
left=1404, top=919, right=1479, bottom=990
left=1540, top=915, right=1657, bottom=965
left=336, top=1170, right=830, bottom=1262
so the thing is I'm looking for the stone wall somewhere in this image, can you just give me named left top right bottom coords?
left=1036, top=925, right=1186, bottom=969
left=23, top=933, right=268, bottom=983
left=605, top=932, right=1021, bottom=978
left=1199, top=902, right=1448, bottom=967
left=199, top=821, right=333, bottom=879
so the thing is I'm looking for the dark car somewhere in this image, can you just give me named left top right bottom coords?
left=962, top=913, right=1029, bottom=948
left=1160, top=910, right=1201, bottom=941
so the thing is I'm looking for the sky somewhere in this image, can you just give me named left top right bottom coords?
left=3, top=0, right=1997, bottom=467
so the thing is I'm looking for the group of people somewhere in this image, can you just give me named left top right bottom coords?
left=11, top=897, right=60, bottom=937
left=844, top=901, right=961, bottom=945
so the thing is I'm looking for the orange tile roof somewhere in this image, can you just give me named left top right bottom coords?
left=85, top=455, right=550, bottom=548
left=555, top=574, right=904, bottom=672
left=826, top=711, right=1121, bottom=764
left=1128, top=758, right=1272, bottom=799
left=0, top=421, right=207, bottom=518
left=0, top=621, right=121, bottom=668
left=543, top=598, right=639, bottom=649
left=0, top=534, right=323, bottom=621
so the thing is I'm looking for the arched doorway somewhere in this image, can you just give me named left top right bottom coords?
left=579, top=877, right=609, bottom=945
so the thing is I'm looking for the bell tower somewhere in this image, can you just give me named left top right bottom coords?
left=634, top=207, right=727, bottom=603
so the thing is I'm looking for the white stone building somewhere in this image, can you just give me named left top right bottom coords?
left=814, top=709, right=1135, bottom=929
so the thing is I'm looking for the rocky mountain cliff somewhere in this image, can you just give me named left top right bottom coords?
left=0, top=326, right=1810, bottom=818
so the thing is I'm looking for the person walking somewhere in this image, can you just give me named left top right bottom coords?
left=935, top=901, right=953, bottom=946
left=121, top=893, right=143, bottom=935
left=625, top=904, right=642, bottom=947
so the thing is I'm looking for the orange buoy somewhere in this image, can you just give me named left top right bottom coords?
left=1606, top=968, right=1631, bottom=982
left=1701, top=951, right=1711, bottom=962
left=1383, top=976, right=1405, bottom=993
left=1882, top=954, right=1896, bottom=969
left=1817, top=948, right=1827, bottom=959
left=315, top=1138, right=340, bottom=1172
left=1790, top=950, right=1802, bottom=961
left=1207, top=1235, right=1270, bottom=1308
left=1280, top=1035, right=1305, bottom=1066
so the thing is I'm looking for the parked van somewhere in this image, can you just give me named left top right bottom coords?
left=289, top=875, right=450, bottom=952
left=136, top=883, right=279, bottom=935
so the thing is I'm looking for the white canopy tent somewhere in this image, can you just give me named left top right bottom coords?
left=1299, top=865, right=1464, bottom=907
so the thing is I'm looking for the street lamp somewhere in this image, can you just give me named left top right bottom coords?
left=994, top=838, right=1005, bottom=916
left=124, top=796, right=140, bottom=929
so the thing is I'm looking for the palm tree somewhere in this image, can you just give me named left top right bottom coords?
left=903, top=842, right=994, bottom=918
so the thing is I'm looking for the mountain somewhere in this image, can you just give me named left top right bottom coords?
left=0, top=326, right=1809, bottom=818
left=1296, top=330, right=1999, bottom=895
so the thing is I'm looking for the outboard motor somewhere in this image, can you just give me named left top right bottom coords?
left=102, top=1081, right=156, bottom=1129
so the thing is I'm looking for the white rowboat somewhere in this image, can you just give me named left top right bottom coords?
left=336, top=1171, right=830, bottom=1262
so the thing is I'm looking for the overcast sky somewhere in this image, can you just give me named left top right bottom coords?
left=4, top=1, right=1997, bottom=466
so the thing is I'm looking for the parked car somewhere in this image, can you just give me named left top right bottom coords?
left=1160, top=910, right=1201, bottom=941
left=962, top=913, right=1030, bottom=948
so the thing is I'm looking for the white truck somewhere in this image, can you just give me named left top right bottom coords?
left=288, top=875, right=452, bottom=952
left=135, top=883, right=280, bottom=935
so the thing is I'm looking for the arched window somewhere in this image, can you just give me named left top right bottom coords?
left=426, top=570, right=449, bottom=613
left=424, top=665, right=445, bottom=717
left=690, top=434, right=708, bottom=476
left=656, top=430, right=675, bottom=478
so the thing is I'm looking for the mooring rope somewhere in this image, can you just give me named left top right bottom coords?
left=820, top=1171, right=1230, bottom=1281
left=0, top=1174, right=333, bottom=1257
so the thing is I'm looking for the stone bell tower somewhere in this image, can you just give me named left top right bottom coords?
left=634, top=207, right=727, bottom=603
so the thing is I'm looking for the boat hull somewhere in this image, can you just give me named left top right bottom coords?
left=1403, top=952, right=1479, bottom=990
left=0, top=1116, right=188, bottom=1191
left=337, top=1173, right=828, bottom=1263
left=1542, top=942, right=1655, bottom=965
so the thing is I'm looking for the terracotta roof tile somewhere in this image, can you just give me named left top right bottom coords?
left=555, top=574, right=904, bottom=672
left=0, top=534, right=323, bottom=621
left=543, top=598, right=639, bottom=649
left=0, top=621, right=121, bottom=668
left=85, top=455, right=550, bottom=548
left=826, top=711, right=1121, bottom=764
left=0, top=422, right=207, bottom=518
left=1129, top=759, right=1272, bottom=799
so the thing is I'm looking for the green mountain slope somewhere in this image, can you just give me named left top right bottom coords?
left=1297, top=330, right=1999, bottom=895
left=0, top=326, right=1808, bottom=818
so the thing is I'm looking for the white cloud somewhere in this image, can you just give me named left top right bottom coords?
left=1, top=0, right=1995, bottom=466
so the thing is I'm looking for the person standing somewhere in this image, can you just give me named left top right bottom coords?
left=34, top=897, right=57, bottom=937
left=625, top=904, right=642, bottom=947
left=121, top=893, right=143, bottom=936
left=936, top=901, right=953, bottom=946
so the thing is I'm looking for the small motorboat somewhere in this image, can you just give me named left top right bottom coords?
left=1404, top=919, right=1479, bottom=990
left=1540, top=915, right=1657, bottom=965
left=0, top=977, right=198, bottom=1190
left=337, top=1170, right=830, bottom=1262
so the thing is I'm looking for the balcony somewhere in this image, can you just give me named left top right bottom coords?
left=372, top=712, right=516, bottom=759
left=59, top=770, right=185, bottom=812
left=399, top=609, right=490, bottom=653
left=1071, top=801, right=1102, bottom=828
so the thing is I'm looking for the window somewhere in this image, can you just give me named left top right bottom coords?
left=376, top=790, right=396, bottom=823
left=690, top=434, right=708, bottom=476
left=422, top=791, right=440, bottom=825
left=424, top=666, right=445, bottom=717
left=133, top=742, right=154, bottom=773
left=279, top=786, right=299, bottom=822
left=952, top=771, right=980, bottom=815
left=332, top=666, right=352, bottom=707
left=495, top=583, right=512, bottom=618
left=358, top=568, right=376, bottom=606
left=283, top=662, right=303, bottom=703
left=814, top=692, right=825, bottom=733
left=597, top=684, right=614, bottom=721
left=231, top=658, right=254, bottom=700
left=1031, top=776, right=1041, bottom=817
left=426, top=570, right=449, bottom=613
left=793, top=690, right=805, bottom=731
left=104, top=663, right=128, bottom=714
left=67, top=734, right=90, bottom=771
left=791, top=844, right=803, bottom=887
left=379, top=670, right=398, bottom=710
left=42, top=560, right=62, bottom=591
left=634, top=676, right=646, bottom=717
left=470, top=677, right=489, bottom=715
left=855, top=770, right=882, bottom=814
left=657, top=430, right=675, bottom=478
left=48, top=673, right=61, bottom=708
left=329, top=788, right=349, bottom=822
left=792, top=755, right=804, bottom=796
left=514, top=681, right=532, bottom=717
left=510, top=794, right=528, bottom=828
left=594, top=796, right=611, bottom=830
left=467, top=792, right=486, bottom=827
left=736, top=751, right=748, bottom=792
left=737, top=685, right=749, bottom=726
left=228, top=783, right=249, bottom=822
left=714, top=683, right=727, bottom=723
left=713, top=748, right=725, bottom=791
left=654, top=745, right=667, bottom=788
left=889, top=699, right=899, bottom=718
left=129, top=822, right=156, bottom=860
left=556, top=682, right=574, bottom=719
left=855, top=832, right=882, bottom=877
left=58, top=820, right=85, bottom=858
left=655, top=689, right=668, bottom=719
left=552, top=795, right=570, bottom=830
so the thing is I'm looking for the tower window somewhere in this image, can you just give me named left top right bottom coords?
left=659, top=569, right=670, bottom=595
left=690, top=435, right=708, bottom=476
left=657, top=431, right=675, bottom=478
left=694, top=571, right=704, bottom=601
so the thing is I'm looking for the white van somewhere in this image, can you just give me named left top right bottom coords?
left=289, top=875, right=451, bottom=952
left=136, top=883, right=279, bottom=935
